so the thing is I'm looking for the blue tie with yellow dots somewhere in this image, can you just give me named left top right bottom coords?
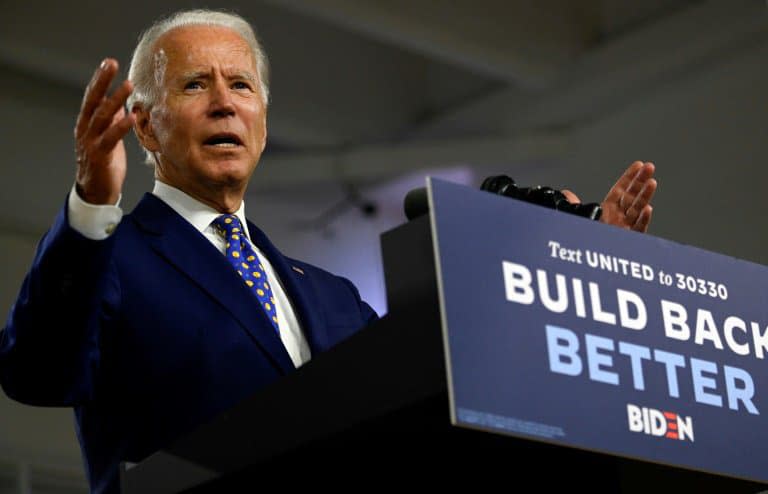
left=213, top=214, right=279, bottom=333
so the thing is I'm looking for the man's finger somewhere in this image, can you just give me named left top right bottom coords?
left=626, top=178, right=657, bottom=212
left=561, top=189, right=580, bottom=204
left=623, top=173, right=643, bottom=203
left=99, top=112, right=136, bottom=153
left=633, top=206, right=653, bottom=233
left=615, top=162, right=656, bottom=212
left=86, top=79, right=134, bottom=139
left=605, top=161, right=644, bottom=202
left=625, top=202, right=641, bottom=225
left=634, top=162, right=656, bottom=186
left=75, top=59, right=119, bottom=139
left=624, top=162, right=656, bottom=201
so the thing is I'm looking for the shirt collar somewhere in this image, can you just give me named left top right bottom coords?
left=151, top=180, right=252, bottom=240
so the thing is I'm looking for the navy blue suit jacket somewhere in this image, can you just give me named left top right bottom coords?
left=0, top=193, right=377, bottom=493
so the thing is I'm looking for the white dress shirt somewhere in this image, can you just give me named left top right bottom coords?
left=67, top=182, right=311, bottom=367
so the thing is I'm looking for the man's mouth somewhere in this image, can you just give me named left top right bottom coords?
left=203, top=133, right=244, bottom=148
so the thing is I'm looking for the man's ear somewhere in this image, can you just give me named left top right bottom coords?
left=260, top=109, right=268, bottom=153
left=261, top=129, right=267, bottom=154
left=132, top=105, right=160, bottom=153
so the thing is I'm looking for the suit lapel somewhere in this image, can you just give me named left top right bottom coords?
left=247, top=221, right=330, bottom=355
left=129, top=194, right=295, bottom=374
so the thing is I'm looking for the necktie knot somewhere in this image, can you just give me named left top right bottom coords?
left=213, top=214, right=243, bottom=238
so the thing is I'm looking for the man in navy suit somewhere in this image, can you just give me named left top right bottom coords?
left=0, top=9, right=656, bottom=494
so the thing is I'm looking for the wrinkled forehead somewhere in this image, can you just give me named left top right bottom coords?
left=153, top=25, right=258, bottom=81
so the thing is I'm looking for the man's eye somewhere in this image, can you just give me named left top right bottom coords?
left=185, top=81, right=203, bottom=90
left=232, top=81, right=251, bottom=90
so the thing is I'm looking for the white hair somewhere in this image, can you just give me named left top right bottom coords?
left=126, top=9, right=270, bottom=166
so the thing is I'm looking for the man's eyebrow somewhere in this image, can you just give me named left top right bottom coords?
left=227, top=71, right=257, bottom=83
left=177, top=71, right=257, bottom=83
left=178, top=71, right=209, bottom=81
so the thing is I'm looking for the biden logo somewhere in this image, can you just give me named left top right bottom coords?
left=627, top=404, right=694, bottom=442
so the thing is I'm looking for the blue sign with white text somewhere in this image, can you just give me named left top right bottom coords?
left=429, top=178, right=768, bottom=484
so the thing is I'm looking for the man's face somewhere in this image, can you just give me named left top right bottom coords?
left=141, top=25, right=267, bottom=207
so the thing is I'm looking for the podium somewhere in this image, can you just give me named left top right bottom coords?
left=121, top=182, right=768, bottom=493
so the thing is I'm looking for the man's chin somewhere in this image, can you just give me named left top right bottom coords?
left=206, top=161, right=256, bottom=186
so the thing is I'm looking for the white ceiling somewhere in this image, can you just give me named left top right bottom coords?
left=4, top=1, right=748, bottom=199
left=2, top=1, right=764, bottom=211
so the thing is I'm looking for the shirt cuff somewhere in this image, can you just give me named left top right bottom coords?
left=67, top=184, right=124, bottom=240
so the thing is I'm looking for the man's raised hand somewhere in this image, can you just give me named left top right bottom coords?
left=74, top=59, right=135, bottom=205
left=600, top=161, right=657, bottom=233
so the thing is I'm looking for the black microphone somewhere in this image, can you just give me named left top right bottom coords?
left=403, top=177, right=602, bottom=221
left=404, top=187, right=429, bottom=220
left=480, top=175, right=602, bottom=221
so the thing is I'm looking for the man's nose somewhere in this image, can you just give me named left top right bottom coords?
left=208, top=80, right=235, bottom=117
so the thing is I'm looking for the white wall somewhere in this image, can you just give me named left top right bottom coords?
left=533, top=35, right=768, bottom=265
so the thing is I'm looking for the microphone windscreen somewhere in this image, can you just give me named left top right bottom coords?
left=403, top=187, right=429, bottom=220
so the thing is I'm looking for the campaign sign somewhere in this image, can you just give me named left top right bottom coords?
left=428, top=178, right=768, bottom=484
